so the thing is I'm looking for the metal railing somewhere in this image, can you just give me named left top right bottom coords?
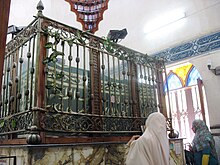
left=0, top=9, right=166, bottom=142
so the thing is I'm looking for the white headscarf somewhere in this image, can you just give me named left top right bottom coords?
left=126, top=112, right=169, bottom=165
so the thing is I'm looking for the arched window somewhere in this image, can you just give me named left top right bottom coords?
left=186, top=66, right=202, bottom=86
left=164, top=63, right=205, bottom=144
left=164, top=73, right=183, bottom=92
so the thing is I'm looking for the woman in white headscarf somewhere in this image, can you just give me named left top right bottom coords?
left=125, top=112, right=169, bottom=165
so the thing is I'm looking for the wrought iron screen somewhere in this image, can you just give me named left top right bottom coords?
left=0, top=12, right=166, bottom=139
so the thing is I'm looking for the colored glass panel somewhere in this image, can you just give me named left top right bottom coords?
left=186, top=67, right=202, bottom=86
left=172, top=63, right=192, bottom=86
left=164, top=73, right=182, bottom=92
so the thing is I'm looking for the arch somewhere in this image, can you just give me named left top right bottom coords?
left=186, top=66, right=202, bottom=86
left=164, top=72, right=183, bottom=92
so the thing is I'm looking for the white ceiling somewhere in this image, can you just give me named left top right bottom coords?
left=8, top=0, right=220, bottom=54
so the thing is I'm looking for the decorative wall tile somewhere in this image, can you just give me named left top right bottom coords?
left=152, top=31, right=220, bottom=63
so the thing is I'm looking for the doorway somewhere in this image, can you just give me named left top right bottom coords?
left=165, top=63, right=208, bottom=144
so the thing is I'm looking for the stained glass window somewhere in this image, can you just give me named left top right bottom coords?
left=164, top=73, right=182, bottom=92
left=164, top=64, right=202, bottom=92
left=186, top=66, right=202, bottom=86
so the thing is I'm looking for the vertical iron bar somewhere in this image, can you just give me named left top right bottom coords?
left=75, top=44, right=79, bottom=113
left=5, top=55, right=10, bottom=116
left=144, top=66, right=149, bottom=116
left=151, top=65, right=158, bottom=112
left=30, top=36, right=36, bottom=109
left=61, top=41, right=65, bottom=111
left=150, top=65, right=156, bottom=112
left=9, top=53, right=14, bottom=115
left=117, top=58, right=122, bottom=116
left=122, top=58, right=127, bottom=116
left=107, top=53, right=111, bottom=115
left=101, top=51, right=106, bottom=115
left=10, top=53, right=16, bottom=115
left=53, top=45, right=57, bottom=110
left=127, top=60, right=131, bottom=116
left=68, top=44, right=72, bottom=112
left=25, top=39, right=31, bottom=110
left=83, top=46, right=86, bottom=113
left=112, top=56, right=117, bottom=116
left=2, top=55, right=7, bottom=117
left=139, top=65, right=144, bottom=117
left=17, top=46, right=23, bottom=113
left=14, top=49, right=20, bottom=114
left=147, top=64, right=153, bottom=113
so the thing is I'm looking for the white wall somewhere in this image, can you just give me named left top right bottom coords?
left=189, top=51, right=220, bottom=127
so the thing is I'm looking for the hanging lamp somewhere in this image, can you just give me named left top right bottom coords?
left=65, top=0, right=109, bottom=33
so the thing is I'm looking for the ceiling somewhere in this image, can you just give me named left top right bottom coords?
left=8, top=0, right=220, bottom=55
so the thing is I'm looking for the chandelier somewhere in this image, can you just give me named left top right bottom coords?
left=65, top=0, right=109, bottom=33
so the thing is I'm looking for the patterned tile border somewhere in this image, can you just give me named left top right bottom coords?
left=151, top=31, right=220, bottom=63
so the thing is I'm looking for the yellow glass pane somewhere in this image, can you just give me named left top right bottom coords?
left=172, top=63, right=192, bottom=86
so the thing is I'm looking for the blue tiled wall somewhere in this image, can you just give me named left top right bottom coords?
left=152, top=31, right=220, bottom=63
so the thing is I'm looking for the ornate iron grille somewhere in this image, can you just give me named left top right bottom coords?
left=0, top=7, right=166, bottom=140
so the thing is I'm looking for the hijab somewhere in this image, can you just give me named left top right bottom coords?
left=192, top=119, right=217, bottom=158
left=125, top=112, right=169, bottom=165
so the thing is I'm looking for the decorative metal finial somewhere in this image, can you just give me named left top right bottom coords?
left=26, top=126, right=41, bottom=144
left=37, top=0, right=44, bottom=16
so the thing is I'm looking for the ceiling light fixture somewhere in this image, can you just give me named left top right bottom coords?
left=65, top=0, right=109, bottom=33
